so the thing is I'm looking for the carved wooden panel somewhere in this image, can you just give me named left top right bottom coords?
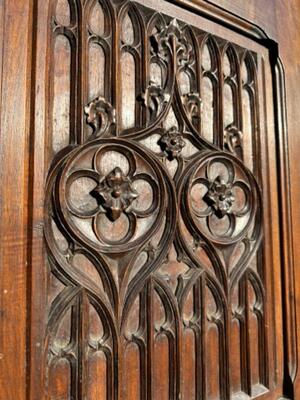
left=40, top=0, right=283, bottom=399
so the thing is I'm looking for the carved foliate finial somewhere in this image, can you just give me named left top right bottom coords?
left=182, top=93, right=202, bottom=128
left=152, top=18, right=192, bottom=66
left=224, top=124, right=243, bottom=158
left=139, top=81, right=168, bottom=124
left=84, top=97, right=116, bottom=136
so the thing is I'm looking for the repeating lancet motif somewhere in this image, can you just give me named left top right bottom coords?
left=45, top=1, right=266, bottom=399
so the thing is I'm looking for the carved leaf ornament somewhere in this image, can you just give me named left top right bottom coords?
left=45, top=4, right=266, bottom=398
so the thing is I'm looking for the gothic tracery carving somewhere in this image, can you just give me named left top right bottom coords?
left=45, top=1, right=266, bottom=398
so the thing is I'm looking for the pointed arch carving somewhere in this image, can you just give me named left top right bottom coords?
left=37, top=0, right=291, bottom=398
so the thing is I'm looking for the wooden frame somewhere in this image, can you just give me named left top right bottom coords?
left=0, top=0, right=297, bottom=398
left=0, top=0, right=34, bottom=398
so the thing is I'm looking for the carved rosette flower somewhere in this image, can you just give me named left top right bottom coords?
left=188, top=155, right=255, bottom=243
left=159, top=127, right=186, bottom=160
left=92, top=167, right=138, bottom=221
left=204, top=176, right=235, bottom=218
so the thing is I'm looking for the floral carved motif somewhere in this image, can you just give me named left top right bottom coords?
left=152, top=18, right=193, bottom=66
left=84, top=97, right=116, bottom=136
left=59, top=139, right=168, bottom=252
left=185, top=154, right=256, bottom=243
left=139, top=81, right=169, bottom=123
left=159, top=127, right=186, bottom=160
left=44, top=1, right=267, bottom=398
left=203, top=176, right=235, bottom=218
left=182, top=93, right=202, bottom=125
left=224, top=125, right=243, bottom=158
left=92, top=167, right=138, bottom=221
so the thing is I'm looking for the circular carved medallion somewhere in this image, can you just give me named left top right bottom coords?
left=56, top=139, right=171, bottom=253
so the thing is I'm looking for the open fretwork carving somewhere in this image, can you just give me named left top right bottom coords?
left=45, top=1, right=266, bottom=399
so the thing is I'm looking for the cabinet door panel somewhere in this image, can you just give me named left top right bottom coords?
left=28, top=0, right=290, bottom=399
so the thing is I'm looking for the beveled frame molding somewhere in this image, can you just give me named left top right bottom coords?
left=25, top=0, right=297, bottom=398
left=171, top=0, right=270, bottom=40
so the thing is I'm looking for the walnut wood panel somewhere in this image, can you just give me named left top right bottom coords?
left=0, top=0, right=33, bottom=398
left=0, top=0, right=298, bottom=399
left=27, top=0, right=285, bottom=398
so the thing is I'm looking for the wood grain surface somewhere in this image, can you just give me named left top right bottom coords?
left=0, top=0, right=299, bottom=399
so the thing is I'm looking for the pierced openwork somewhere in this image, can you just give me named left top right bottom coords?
left=44, top=1, right=267, bottom=399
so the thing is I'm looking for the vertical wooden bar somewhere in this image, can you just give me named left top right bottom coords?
left=28, top=0, right=49, bottom=397
left=0, top=0, right=33, bottom=398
